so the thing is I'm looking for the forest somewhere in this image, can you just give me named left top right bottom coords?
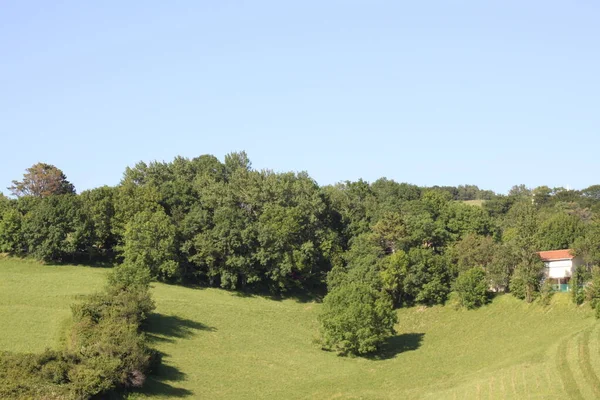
left=3, top=152, right=600, bottom=397
left=2, top=153, right=600, bottom=299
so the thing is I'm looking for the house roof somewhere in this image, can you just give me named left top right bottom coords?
left=538, top=249, right=575, bottom=261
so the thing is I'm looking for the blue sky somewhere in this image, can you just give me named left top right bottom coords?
left=1, top=1, right=599, bottom=195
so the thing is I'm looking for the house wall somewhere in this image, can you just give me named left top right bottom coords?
left=545, top=259, right=573, bottom=279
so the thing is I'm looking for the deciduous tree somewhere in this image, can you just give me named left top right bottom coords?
left=318, top=281, right=397, bottom=356
left=9, top=163, right=75, bottom=197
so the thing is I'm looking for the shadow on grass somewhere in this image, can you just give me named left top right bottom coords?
left=130, top=358, right=194, bottom=398
left=145, top=313, right=216, bottom=343
left=230, top=286, right=326, bottom=304
left=100, top=357, right=194, bottom=399
left=126, top=313, right=216, bottom=398
left=367, top=333, right=425, bottom=361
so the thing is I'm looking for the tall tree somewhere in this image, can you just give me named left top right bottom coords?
left=122, top=209, right=179, bottom=281
left=509, top=249, right=545, bottom=303
left=9, top=163, right=75, bottom=197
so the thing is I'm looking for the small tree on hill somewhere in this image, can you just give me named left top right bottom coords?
left=454, top=267, right=488, bottom=309
left=510, top=250, right=545, bottom=303
left=318, top=281, right=397, bottom=356
left=9, top=163, right=75, bottom=198
left=586, top=267, right=600, bottom=319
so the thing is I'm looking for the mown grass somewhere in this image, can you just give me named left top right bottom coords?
left=462, top=199, right=486, bottom=207
left=1, top=257, right=599, bottom=399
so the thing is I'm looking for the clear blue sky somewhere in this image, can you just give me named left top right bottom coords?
left=1, top=1, right=599, bottom=195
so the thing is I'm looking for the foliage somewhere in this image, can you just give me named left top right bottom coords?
left=539, top=279, right=555, bottom=306
left=379, top=250, right=410, bottom=307
left=486, top=243, right=518, bottom=292
left=9, top=163, right=75, bottom=198
left=123, top=209, right=179, bottom=281
left=450, top=234, right=496, bottom=275
left=535, top=211, right=585, bottom=251
left=586, top=267, right=600, bottom=318
left=79, top=186, right=117, bottom=257
left=509, top=250, right=545, bottom=303
left=572, top=222, right=600, bottom=267
left=318, top=281, right=397, bottom=356
left=404, top=248, right=451, bottom=306
left=4, top=152, right=600, bottom=309
left=0, top=260, right=157, bottom=399
left=454, top=267, right=488, bottom=309
left=571, top=265, right=588, bottom=305
left=0, top=208, right=23, bottom=253
left=21, top=195, right=93, bottom=262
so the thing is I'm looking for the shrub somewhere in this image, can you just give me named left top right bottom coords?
left=571, top=265, right=588, bottom=305
left=0, top=262, right=157, bottom=399
left=454, top=267, right=488, bottom=309
left=586, top=266, right=600, bottom=318
left=539, top=279, right=555, bottom=306
left=318, top=282, right=397, bottom=356
left=509, top=251, right=545, bottom=303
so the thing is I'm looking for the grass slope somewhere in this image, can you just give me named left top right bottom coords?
left=1, top=257, right=599, bottom=399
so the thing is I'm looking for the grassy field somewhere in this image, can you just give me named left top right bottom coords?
left=1, top=257, right=599, bottom=399
left=462, top=200, right=487, bottom=207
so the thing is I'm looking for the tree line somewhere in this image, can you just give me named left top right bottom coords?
left=3, top=154, right=600, bottom=355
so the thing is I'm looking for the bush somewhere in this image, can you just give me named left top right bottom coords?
left=454, top=267, right=488, bottom=309
left=539, top=279, right=555, bottom=306
left=0, top=263, right=157, bottom=399
left=586, top=266, right=600, bottom=318
left=509, top=251, right=545, bottom=303
left=318, top=282, right=397, bottom=356
left=571, top=265, right=588, bottom=305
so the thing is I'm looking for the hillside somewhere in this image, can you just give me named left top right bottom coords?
left=1, top=258, right=599, bottom=399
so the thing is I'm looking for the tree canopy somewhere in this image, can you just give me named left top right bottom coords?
left=9, top=163, right=75, bottom=198
left=2, top=154, right=600, bottom=310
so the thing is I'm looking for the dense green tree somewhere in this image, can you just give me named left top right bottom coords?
left=318, top=281, right=397, bottom=356
left=323, top=180, right=376, bottom=242
left=454, top=267, right=488, bottom=309
left=442, top=202, right=493, bottom=242
left=9, top=163, right=75, bottom=197
left=532, top=186, right=552, bottom=206
left=370, top=178, right=420, bottom=218
left=572, top=222, right=600, bottom=267
left=371, top=212, right=408, bottom=254
left=571, top=264, right=589, bottom=305
left=483, top=195, right=515, bottom=218
left=535, top=211, right=585, bottom=251
left=404, top=248, right=451, bottom=305
left=122, top=209, right=178, bottom=281
left=586, top=267, right=600, bottom=318
left=79, top=186, right=117, bottom=257
left=508, top=184, right=531, bottom=198
left=327, top=233, right=384, bottom=291
left=21, top=195, right=92, bottom=262
left=400, top=200, right=447, bottom=250
left=509, top=250, right=545, bottom=303
left=0, top=208, right=23, bottom=253
left=255, top=172, right=340, bottom=292
left=502, top=201, right=538, bottom=247
left=450, top=234, right=496, bottom=275
left=379, top=250, right=410, bottom=307
left=487, top=243, right=519, bottom=292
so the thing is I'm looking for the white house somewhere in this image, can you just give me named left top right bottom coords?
left=538, top=249, right=583, bottom=291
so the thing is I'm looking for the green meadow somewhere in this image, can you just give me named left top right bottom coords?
left=2, top=257, right=599, bottom=399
